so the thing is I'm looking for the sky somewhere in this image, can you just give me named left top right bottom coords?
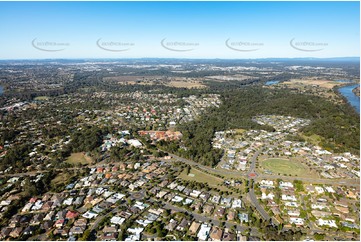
left=0, top=1, right=359, bottom=59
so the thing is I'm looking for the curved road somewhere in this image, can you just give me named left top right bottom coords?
left=247, top=148, right=271, bottom=222
left=163, top=152, right=360, bottom=188
left=162, top=148, right=360, bottom=225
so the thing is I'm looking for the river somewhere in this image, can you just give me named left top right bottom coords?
left=338, top=84, right=360, bottom=114
left=265, top=80, right=280, bottom=85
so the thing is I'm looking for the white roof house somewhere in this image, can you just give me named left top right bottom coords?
left=197, top=223, right=211, bottom=241
left=260, top=180, right=274, bottom=188
left=171, top=196, right=183, bottom=203
left=290, top=217, right=304, bottom=226
left=127, top=139, right=142, bottom=148
left=61, top=197, right=73, bottom=206
left=288, top=210, right=301, bottom=217
left=311, top=204, right=327, bottom=210
left=183, top=198, right=193, bottom=205
left=282, top=194, right=297, bottom=201
left=190, top=190, right=202, bottom=198
left=324, top=186, right=335, bottom=193
left=232, top=199, right=242, bottom=208
left=31, top=200, right=43, bottom=211
left=315, top=186, right=324, bottom=194
left=126, top=227, right=144, bottom=241
left=279, top=181, right=293, bottom=189
left=285, top=202, right=299, bottom=207
left=82, top=211, right=98, bottom=219
left=110, top=216, right=125, bottom=225
left=318, top=219, right=337, bottom=228
left=261, top=193, right=275, bottom=200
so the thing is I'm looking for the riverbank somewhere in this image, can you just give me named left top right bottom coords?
left=265, top=80, right=280, bottom=86
left=337, top=83, right=360, bottom=114
left=352, top=86, right=360, bottom=97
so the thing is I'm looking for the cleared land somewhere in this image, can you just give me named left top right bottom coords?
left=205, top=75, right=256, bottom=82
left=178, top=167, right=231, bottom=192
left=66, top=152, right=93, bottom=165
left=104, top=76, right=205, bottom=88
left=118, top=80, right=157, bottom=86
left=261, top=158, right=310, bottom=177
left=165, top=81, right=205, bottom=89
left=234, top=128, right=246, bottom=133
left=104, top=76, right=162, bottom=82
left=269, top=78, right=345, bottom=102
left=300, top=133, right=322, bottom=146
left=51, top=172, right=74, bottom=188
left=34, top=96, right=49, bottom=101
left=282, top=79, right=342, bottom=89
left=232, top=128, right=247, bottom=139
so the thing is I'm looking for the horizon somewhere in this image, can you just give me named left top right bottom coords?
left=0, top=1, right=359, bottom=59
left=0, top=56, right=360, bottom=61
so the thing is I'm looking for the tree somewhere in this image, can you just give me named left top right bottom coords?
left=314, top=233, right=325, bottom=240
left=186, top=165, right=191, bottom=175
left=23, top=178, right=38, bottom=197
left=80, top=229, right=91, bottom=241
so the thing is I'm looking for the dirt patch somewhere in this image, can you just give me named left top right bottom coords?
left=66, top=152, right=93, bottom=165
left=282, top=79, right=342, bottom=89
left=165, top=81, right=206, bottom=89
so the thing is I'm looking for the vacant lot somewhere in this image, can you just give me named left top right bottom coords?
left=66, top=152, right=93, bottom=165
left=234, top=128, right=246, bottom=133
left=104, top=76, right=206, bottom=88
left=300, top=133, right=322, bottom=146
left=51, top=172, right=74, bottom=189
left=104, top=76, right=162, bottom=82
left=205, top=75, right=255, bottom=82
left=165, top=81, right=206, bottom=89
left=34, top=96, right=49, bottom=101
left=282, top=79, right=341, bottom=89
left=261, top=158, right=310, bottom=177
left=178, top=167, right=231, bottom=192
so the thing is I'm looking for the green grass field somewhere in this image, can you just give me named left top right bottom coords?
left=261, top=158, right=308, bottom=176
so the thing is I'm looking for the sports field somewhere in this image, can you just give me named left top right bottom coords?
left=261, top=158, right=308, bottom=176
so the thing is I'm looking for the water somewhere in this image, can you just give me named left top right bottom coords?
left=0, top=86, right=3, bottom=96
left=265, top=80, right=280, bottom=85
left=336, top=80, right=354, bottom=83
left=338, top=84, right=360, bottom=114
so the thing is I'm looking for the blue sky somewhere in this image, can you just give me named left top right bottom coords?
left=0, top=1, right=359, bottom=59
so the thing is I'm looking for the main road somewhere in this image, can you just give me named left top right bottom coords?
left=162, top=151, right=360, bottom=188
left=162, top=148, right=360, bottom=224
left=163, top=148, right=272, bottom=222
left=2, top=149, right=359, bottom=188
left=246, top=147, right=271, bottom=222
